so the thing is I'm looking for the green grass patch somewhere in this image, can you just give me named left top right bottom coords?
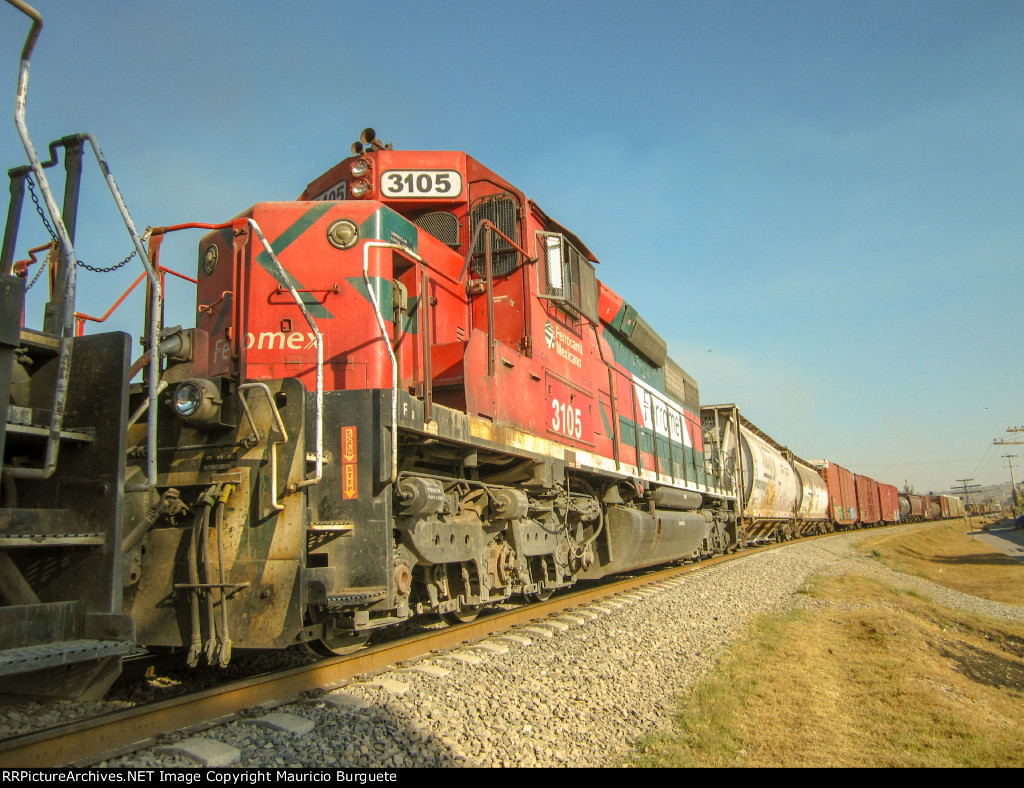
left=627, top=573, right=1024, bottom=768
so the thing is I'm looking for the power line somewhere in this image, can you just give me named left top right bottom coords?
left=852, top=458, right=995, bottom=467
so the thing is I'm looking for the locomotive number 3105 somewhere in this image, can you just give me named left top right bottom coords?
left=381, top=169, right=463, bottom=198
left=551, top=397, right=583, bottom=440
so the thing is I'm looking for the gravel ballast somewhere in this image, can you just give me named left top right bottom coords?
left=0, top=526, right=1004, bottom=768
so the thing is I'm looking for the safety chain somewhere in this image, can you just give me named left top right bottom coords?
left=24, top=174, right=138, bottom=284
left=24, top=249, right=48, bottom=291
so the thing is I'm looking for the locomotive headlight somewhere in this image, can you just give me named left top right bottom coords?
left=350, top=159, right=370, bottom=178
left=350, top=178, right=372, bottom=198
left=172, top=378, right=222, bottom=425
left=326, top=219, right=359, bottom=250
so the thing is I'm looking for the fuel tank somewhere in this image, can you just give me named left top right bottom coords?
left=586, top=505, right=707, bottom=577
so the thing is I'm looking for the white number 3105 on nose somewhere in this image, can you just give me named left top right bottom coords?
left=381, top=169, right=463, bottom=198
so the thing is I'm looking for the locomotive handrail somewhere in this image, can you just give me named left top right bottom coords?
left=457, top=219, right=534, bottom=285
left=245, top=218, right=324, bottom=492
left=74, top=265, right=196, bottom=337
left=6, top=1, right=162, bottom=486
left=7, top=0, right=77, bottom=481
left=363, top=241, right=424, bottom=484
left=237, top=382, right=288, bottom=512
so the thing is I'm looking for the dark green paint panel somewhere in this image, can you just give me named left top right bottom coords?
left=254, top=202, right=336, bottom=319
left=359, top=207, right=420, bottom=254
left=618, top=415, right=708, bottom=487
left=602, top=328, right=666, bottom=391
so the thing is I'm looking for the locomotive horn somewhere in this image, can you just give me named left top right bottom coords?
left=350, top=141, right=364, bottom=155
left=359, top=127, right=390, bottom=151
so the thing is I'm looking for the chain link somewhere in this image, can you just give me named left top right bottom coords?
left=24, top=249, right=48, bottom=291
left=25, top=174, right=139, bottom=276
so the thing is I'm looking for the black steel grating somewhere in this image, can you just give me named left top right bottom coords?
left=471, top=194, right=519, bottom=276
left=628, top=313, right=668, bottom=368
left=665, top=357, right=700, bottom=413
left=413, top=211, right=460, bottom=248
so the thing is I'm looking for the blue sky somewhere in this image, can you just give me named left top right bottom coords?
left=2, top=0, right=1021, bottom=494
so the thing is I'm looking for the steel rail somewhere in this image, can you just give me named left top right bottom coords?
left=0, top=546, right=759, bottom=768
left=0, top=521, right=905, bottom=769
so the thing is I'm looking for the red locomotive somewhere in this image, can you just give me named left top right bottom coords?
left=1, top=3, right=740, bottom=698
left=117, top=128, right=737, bottom=668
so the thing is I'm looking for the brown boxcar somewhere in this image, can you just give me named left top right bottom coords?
left=856, top=475, right=882, bottom=526
left=812, top=460, right=858, bottom=529
left=878, top=483, right=900, bottom=524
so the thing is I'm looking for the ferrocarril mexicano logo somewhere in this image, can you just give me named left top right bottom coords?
left=544, top=320, right=583, bottom=367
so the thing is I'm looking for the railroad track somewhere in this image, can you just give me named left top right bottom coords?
left=0, top=536, right=810, bottom=768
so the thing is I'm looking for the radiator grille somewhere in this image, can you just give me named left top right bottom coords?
left=665, top=357, right=700, bottom=413
left=413, top=211, right=460, bottom=248
left=471, top=194, right=519, bottom=276
left=627, top=313, right=668, bottom=368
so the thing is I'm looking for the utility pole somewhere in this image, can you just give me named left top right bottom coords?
left=1000, top=454, right=1021, bottom=519
left=993, top=426, right=1024, bottom=445
left=1002, top=454, right=1018, bottom=492
left=955, top=478, right=981, bottom=537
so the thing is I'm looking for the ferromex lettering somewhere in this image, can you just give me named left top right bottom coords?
left=246, top=332, right=319, bottom=351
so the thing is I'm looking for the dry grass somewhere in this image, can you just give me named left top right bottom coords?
left=858, top=521, right=1024, bottom=605
left=627, top=526, right=1024, bottom=768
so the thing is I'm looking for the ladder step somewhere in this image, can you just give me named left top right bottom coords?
left=4, top=421, right=95, bottom=444
left=0, top=533, right=104, bottom=547
left=17, top=326, right=61, bottom=354
left=0, top=639, right=133, bottom=675
left=0, top=509, right=103, bottom=547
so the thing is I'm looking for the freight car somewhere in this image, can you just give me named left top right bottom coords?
left=1, top=2, right=744, bottom=700
left=701, top=405, right=830, bottom=544
left=697, top=411, right=903, bottom=541
left=899, top=492, right=929, bottom=522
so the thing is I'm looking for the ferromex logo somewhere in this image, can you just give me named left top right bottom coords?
left=245, top=331, right=318, bottom=350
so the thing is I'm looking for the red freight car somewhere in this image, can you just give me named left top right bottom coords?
left=878, top=483, right=900, bottom=524
left=855, top=475, right=882, bottom=526
left=811, top=460, right=858, bottom=529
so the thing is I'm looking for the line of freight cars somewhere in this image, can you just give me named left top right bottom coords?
left=700, top=404, right=964, bottom=545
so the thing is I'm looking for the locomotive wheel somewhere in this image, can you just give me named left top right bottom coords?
left=443, top=606, right=480, bottom=625
left=527, top=588, right=553, bottom=603
left=309, top=630, right=371, bottom=657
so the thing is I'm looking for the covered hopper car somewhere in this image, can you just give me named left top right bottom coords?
left=701, top=404, right=830, bottom=544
